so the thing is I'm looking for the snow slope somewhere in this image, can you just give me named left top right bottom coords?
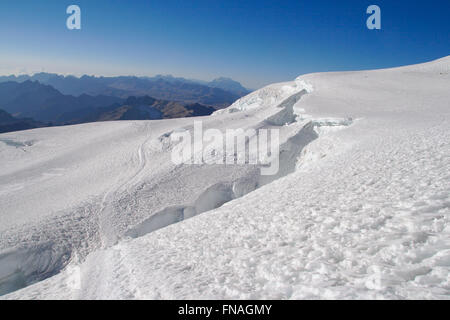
left=1, top=57, right=449, bottom=299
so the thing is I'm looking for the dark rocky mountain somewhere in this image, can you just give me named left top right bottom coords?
left=0, top=80, right=221, bottom=134
left=0, top=81, right=123, bottom=122
left=0, top=109, right=15, bottom=123
left=0, top=109, right=47, bottom=134
left=0, top=73, right=249, bottom=108
left=78, top=96, right=216, bottom=123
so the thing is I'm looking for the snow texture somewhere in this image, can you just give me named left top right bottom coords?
left=1, top=56, right=449, bottom=299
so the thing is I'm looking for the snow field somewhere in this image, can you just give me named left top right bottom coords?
left=1, top=56, right=449, bottom=299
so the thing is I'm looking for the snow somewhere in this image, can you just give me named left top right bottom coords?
left=1, top=56, right=449, bottom=299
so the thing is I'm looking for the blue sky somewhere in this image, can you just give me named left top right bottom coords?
left=0, top=0, right=448, bottom=88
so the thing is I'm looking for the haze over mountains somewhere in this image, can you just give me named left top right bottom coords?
left=0, top=73, right=250, bottom=107
left=0, top=74, right=250, bottom=133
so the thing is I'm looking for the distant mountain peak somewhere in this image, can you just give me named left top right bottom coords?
left=207, top=77, right=250, bottom=96
left=211, top=76, right=233, bottom=81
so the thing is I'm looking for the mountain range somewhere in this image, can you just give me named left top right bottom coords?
left=0, top=80, right=220, bottom=133
left=0, top=73, right=250, bottom=108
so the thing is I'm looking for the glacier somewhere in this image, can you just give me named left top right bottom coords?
left=0, top=56, right=449, bottom=299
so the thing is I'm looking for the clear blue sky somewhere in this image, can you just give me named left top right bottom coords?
left=0, top=0, right=448, bottom=88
